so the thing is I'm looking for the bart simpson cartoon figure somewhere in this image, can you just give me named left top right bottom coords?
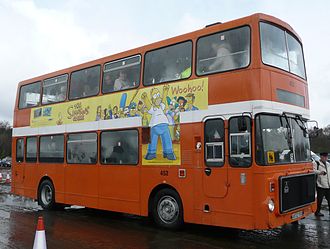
left=141, top=85, right=176, bottom=160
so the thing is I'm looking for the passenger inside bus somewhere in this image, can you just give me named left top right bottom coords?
left=208, top=39, right=236, bottom=72
left=103, top=73, right=112, bottom=92
left=109, top=141, right=125, bottom=164
left=57, top=86, right=66, bottom=102
left=114, top=71, right=130, bottom=91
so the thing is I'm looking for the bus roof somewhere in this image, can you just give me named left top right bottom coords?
left=17, top=12, right=300, bottom=88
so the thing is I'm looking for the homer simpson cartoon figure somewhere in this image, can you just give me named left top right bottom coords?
left=141, top=85, right=176, bottom=160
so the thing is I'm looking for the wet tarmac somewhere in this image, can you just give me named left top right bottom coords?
left=1, top=167, right=330, bottom=249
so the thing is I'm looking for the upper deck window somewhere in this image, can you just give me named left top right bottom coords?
left=260, top=22, right=306, bottom=79
left=69, top=65, right=100, bottom=100
left=42, top=74, right=68, bottom=105
left=287, top=33, right=306, bottom=79
left=197, top=26, right=250, bottom=75
left=19, top=81, right=41, bottom=109
left=143, top=41, right=192, bottom=86
left=103, top=55, right=141, bottom=93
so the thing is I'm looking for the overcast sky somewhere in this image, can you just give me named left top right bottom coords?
left=1, top=0, right=329, bottom=127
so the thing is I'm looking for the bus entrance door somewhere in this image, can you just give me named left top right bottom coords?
left=202, top=118, right=227, bottom=198
left=202, top=162, right=228, bottom=198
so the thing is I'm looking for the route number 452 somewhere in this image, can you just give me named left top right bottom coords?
left=160, top=170, right=168, bottom=176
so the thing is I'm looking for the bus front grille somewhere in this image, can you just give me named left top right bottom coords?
left=279, top=173, right=316, bottom=213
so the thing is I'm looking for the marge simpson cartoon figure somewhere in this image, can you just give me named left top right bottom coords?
left=56, top=112, right=63, bottom=125
left=141, top=85, right=176, bottom=160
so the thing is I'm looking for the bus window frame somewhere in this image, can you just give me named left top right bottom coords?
left=41, top=73, right=69, bottom=106
left=228, top=116, right=253, bottom=168
left=203, top=117, right=225, bottom=167
left=25, top=136, right=38, bottom=163
left=18, top=81, right=42, bottom=110
left=143, top=40, right=193, bottom=86
left=100, top=128, right=139, bottom=166
left=195, top=25, right=251, bottom=77
left=102, top=54, right=141, bottom=94
left=68, top=64, right=101, bottom=101
left=39, top=134, right=65, bottom=163
left=259, top=21, right=307, bottom=80
left=66, top=131, right=98, bottom=165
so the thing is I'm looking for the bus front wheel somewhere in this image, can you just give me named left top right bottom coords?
left=152, top=188, right=183, bottom=229
left=38, top=179, right=55, bottom=210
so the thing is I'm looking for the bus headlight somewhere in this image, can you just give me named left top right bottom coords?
left=268, top=199, right=275, bottom=212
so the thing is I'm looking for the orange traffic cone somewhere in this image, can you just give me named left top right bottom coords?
left=5, top=174, right=11, bottom=184
left=0, top=173, right=2, bottom=182
left=33, top=216, right=47, bottom=249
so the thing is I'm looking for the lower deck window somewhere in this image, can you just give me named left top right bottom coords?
left=16, top=138, right=24, bottom=162
left=67, top=133, right=97, bottom=164
left=39, top=135, right=64, bottom=163
left=26, top=137, right=37, bottom=163
left=101, top=130, right=138, bottom=165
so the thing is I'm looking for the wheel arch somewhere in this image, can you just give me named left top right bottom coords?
left=147, top=183, right=183, bottom=218
left=37, top=176, right=55, bottom=204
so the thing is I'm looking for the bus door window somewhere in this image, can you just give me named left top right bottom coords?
left=39, top=135, right=64, bottom=163
left=204, top=119, right=225, bottom=167
left=101, top=130, right=138, bottom=165
left=26, top=137, right=37, bottom=163
left=103, top=55, right=141, bottom=93
left=197, top=26, right=250, bottom=76
left=42, top=74, right=68, bottom=104
left=16, top=138, right=24, bottom=163
left=67, top=133, right=97, bottom=164
left=143, top=41, right=192, bottom=85
left=69, top=65, right=100, bottom=100
left=229, top=116, right=252, bottom=167
left=19, top=81, right=41, bottom=109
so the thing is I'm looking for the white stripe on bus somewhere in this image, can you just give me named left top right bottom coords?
left=12, top=100, right=310, bottom=137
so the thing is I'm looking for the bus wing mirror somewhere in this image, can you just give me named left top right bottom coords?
left=307, top=120, right=319, bottom=138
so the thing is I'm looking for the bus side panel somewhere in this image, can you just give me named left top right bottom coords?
left=23, top=163, right=39, bottom=199
left=98, top=166, right=140, bottom=215
left=64, top=165, right=99, bottom=208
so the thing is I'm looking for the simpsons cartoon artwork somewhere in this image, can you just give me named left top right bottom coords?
left=30, top=77, right=208, bottom=165
left=141, top=85, right=176, bottom=160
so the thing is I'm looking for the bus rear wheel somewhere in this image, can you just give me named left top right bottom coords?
left=152, top=188, right=183, bottom=229
left=38, top=179, right=55, bottom=210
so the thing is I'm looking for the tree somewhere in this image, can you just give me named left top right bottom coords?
left=0, top=120, right=12, bottom=159
left=310, top=126, right=330, bottom=153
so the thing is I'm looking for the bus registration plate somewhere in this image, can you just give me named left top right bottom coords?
left=291, top=211, right=303, bottom=220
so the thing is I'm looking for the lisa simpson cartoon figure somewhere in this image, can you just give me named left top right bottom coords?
left=141, top=85, right=176, bottom=160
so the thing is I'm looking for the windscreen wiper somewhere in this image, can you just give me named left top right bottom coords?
left=282, top=113, right=293, bottom=145
left=295, top=115, right=308, bottom=137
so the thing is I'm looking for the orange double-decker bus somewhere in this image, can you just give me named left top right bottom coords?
left=12, top=13, right=316, bottom=230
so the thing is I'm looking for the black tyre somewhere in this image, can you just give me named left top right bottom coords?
left=38, top=179, right=56, bottom=210
left=152, top=188, right=183, bottom=229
